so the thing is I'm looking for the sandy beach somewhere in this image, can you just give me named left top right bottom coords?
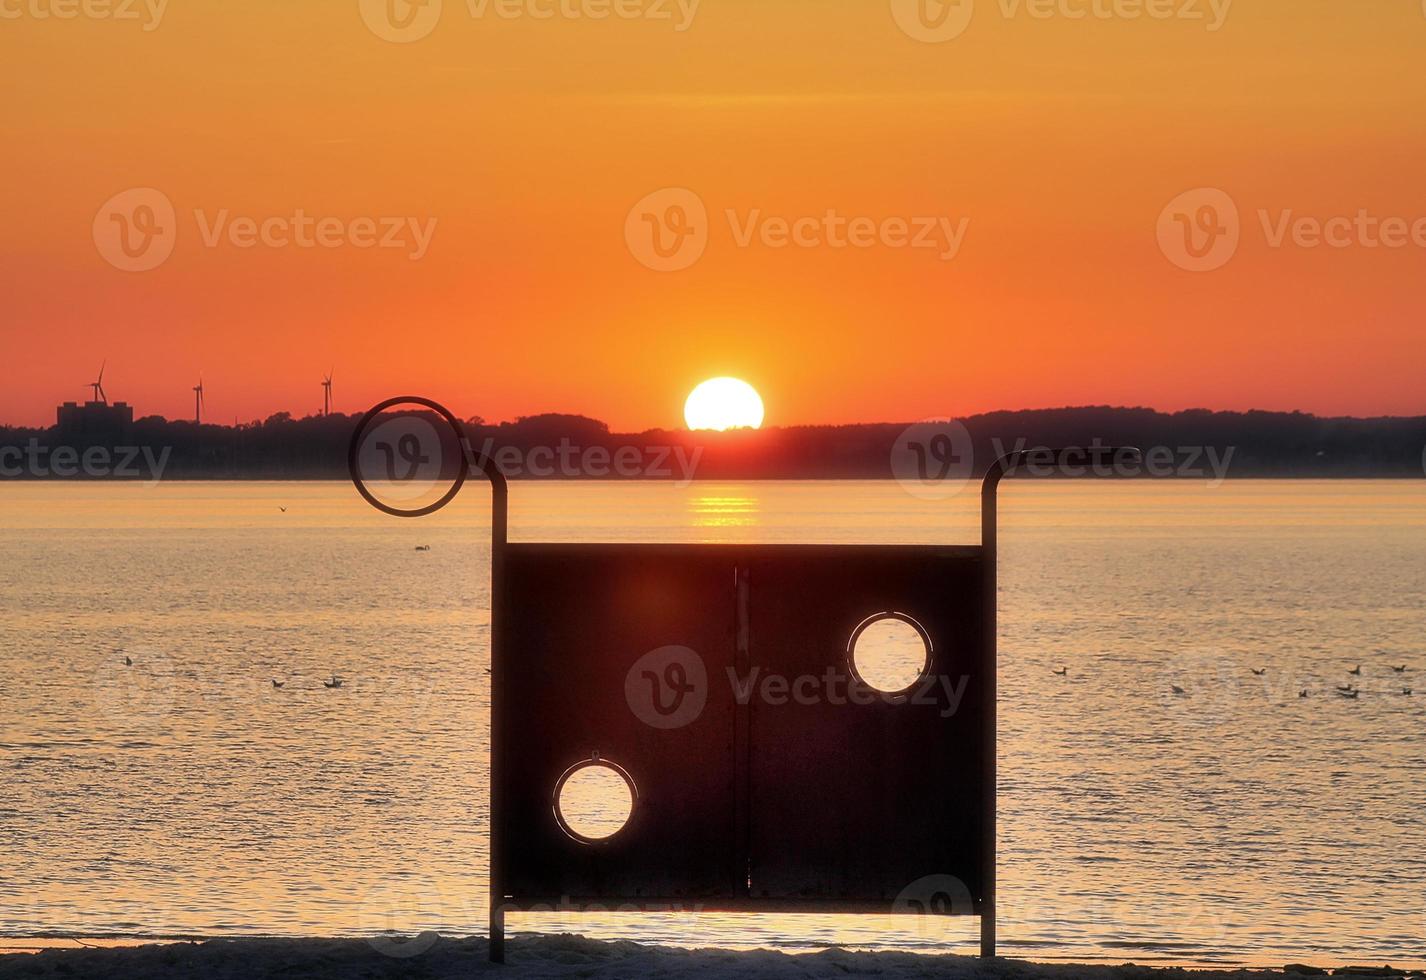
left=1, top=936, right=1422, bottom=980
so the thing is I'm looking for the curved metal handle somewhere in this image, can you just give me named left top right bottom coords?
left=460, top=430, right=509, bottom=548
left=981, top=446, right=1142, bottom=553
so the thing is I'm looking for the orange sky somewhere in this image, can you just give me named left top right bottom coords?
left=3, top=0, right=1425, bottom=429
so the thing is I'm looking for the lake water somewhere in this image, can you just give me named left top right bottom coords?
left=1, top=480, right=1424, bottom=967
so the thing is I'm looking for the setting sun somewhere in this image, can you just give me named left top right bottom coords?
left=684, top=378, right=765, bottom=432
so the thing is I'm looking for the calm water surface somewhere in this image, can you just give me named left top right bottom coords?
left=1, top=480, right=1424, bottom=967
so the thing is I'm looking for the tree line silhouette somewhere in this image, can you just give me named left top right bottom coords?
left=1, top=406, right=1423, bottom=479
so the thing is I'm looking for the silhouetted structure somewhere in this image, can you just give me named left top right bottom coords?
left=348, top=397, right=1143, bottom=963
left=55, top=401, right=134, bottom=444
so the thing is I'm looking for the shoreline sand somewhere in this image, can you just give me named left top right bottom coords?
left=1, top=936, right=1422, bottom=979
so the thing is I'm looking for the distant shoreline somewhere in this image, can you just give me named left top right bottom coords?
left=4, top=406, right=1424, bottom=482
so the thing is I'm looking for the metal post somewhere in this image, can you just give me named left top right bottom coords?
left=979, top=447, right=1140, bottom=960
left=474, top=438, right=510, bottom=965
left=349, top=399, right=513, bottom=964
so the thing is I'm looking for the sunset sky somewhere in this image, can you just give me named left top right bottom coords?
left=4, top=0, right=1425, bottom=429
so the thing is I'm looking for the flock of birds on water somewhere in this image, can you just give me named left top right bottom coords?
left=269, top=675, right=343, bottom=690
left=132, top=519, right=1418, bottom=702
left=1055, top=663, right=1412, bottom=698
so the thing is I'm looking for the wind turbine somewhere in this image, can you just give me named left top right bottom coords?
left=193, top=377, right=205, bottom=424
left=88, top=362, right=108, bottom=405
left=322, top=369, right=334, bottom=416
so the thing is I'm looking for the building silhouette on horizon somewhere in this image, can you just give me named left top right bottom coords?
left=56, top=401, right=134, bottom=443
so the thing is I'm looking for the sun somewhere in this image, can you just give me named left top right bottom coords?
left=684, top=377, right=765, bottom=432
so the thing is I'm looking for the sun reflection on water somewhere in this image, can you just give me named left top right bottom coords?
left=687, top=489, right=761, bottom=529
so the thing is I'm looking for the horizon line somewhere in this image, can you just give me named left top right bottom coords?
left=6, top=402, right=1426, bottom=433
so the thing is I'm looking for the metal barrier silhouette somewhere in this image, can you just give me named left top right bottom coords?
left=349, top=396, right=1139, bottom=963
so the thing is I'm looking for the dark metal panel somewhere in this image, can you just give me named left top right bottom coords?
left=496, top=546, right=740, bottom=903
left=744, top=551, right=988, bottom=909
left=494, top=544, right=987, bottom=914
